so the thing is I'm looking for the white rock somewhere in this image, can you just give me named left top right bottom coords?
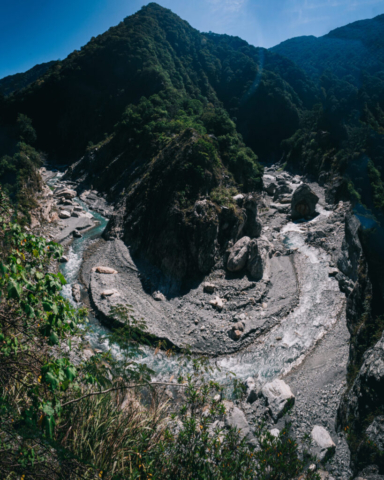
left=93, top=266, right=118, bottom=274
left=209, top=296, right=224, bottom=311
left=59, top=210, right=71, bottom=219
left=311, top=425, right=336, bottom=462
left=152, top=291, right=166, bottom=301
left=270, top=428, right=280, bottom=438
left=101, top=289, right=119, bottom=298
left=245, top=377, right=258, bottom=404
left=261, top=379, right=295, bottom=421
left=203, top=282, right=216, bottom=293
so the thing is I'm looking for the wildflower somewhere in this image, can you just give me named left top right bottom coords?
left=99, top=471, right=103, bottom=478
left=38, top=376, right=42, bottom=382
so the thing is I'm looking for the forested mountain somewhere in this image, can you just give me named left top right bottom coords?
left=271, top=14, right=384, bottom=214
left=271, top=15, right=384, bottom=85
left=0, top=3, right=318, bottom=163
left=0, top=61, right=57, bottom=97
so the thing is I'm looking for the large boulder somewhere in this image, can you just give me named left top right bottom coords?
left=261, top=379, right=295, bottom=421
left=291, top=184, right=319, bottom=220
left=247, top=237, right=271, bottom=281
left=54, top=187, right=77, bottom=199
left=59, top=210, right=71, bottom=219
left=243, top=194, right=262, bottom=238
left=222, top=401, right=255, bottom=445
left=263, top=175, right=277, bottom=195
left=226, top=236, right=251, bottom=272
left=311, top=426, right=336, bottom=462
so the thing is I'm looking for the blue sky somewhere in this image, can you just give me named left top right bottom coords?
left=1, top=0, right=384, bottom=79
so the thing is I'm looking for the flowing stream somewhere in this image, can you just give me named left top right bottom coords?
left=49, top=173, right=344, bottom=385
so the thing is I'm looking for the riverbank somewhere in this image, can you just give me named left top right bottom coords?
left=34, top=165, right=356, bottom=478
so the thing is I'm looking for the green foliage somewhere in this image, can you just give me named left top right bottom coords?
left=0, top=187, right=321, bottom=479
left=367, top=160, right=384, bottom=211
left=0, top=114, right=42, bottom=217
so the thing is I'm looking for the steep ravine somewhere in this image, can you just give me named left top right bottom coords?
left=38, top=167, right=360, bottom=479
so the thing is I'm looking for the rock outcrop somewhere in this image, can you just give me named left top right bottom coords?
left=261, top=379, right=295, bottom=421
left=227, top=236, right=251, bottom=272
left=291, top=184, right=319, bottom=219
left=311, top=425, right=336, bottom=462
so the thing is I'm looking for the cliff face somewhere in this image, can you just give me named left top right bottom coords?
left=101, top=128, right=261, bottom=281
left=337, top=214, right=384, bottom=475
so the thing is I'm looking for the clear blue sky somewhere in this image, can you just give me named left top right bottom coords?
left=1, top=0, right=384, bottom=79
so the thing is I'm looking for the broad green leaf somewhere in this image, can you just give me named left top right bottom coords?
left=7, top=279, right=21, bottom=300
left=57, top=272, right=67, bottom=285
left=48, top=332, right=59, bottom=346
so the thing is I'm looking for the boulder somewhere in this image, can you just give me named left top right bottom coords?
left=222, top=401, right=255, bottom=445
left=291, top=184, right=319, bottom=219
left=72, top=284, right=81, bottom=303
left=73, top=230, right=82, bottom=238
left=54, top=187, right=77, bottom=199
left=60, top=255, right=69, bottom=263
left=231, top=330, right=242, bottom=340
left=263, top=175, right=277, bottom=195
left=270, top=428, right=280, bottom=438
left=71, top=211, right=81, bottom=217
left=244, top=377, right=258, bottom=404
left=203, top=282, right=216, bottom=294
left=209, top=296, right=224, bottom=311
left=243, top=194, right=262, bottom=238
left=59, top=210, right=71, bottom=219
left=93, top=266, right=118, bottom=274
left=153, top=291, right=166, bottom=301
left=366, top=416, right=384, bottom=453
left=227, top=236, right=251, bottom=272
left=310, top=425, right=336, bottom=462
left=247, top=238, right=271, bottom=281
left=261, top=379, right=295, bottom=421
left=233, top=194, right=244, bottom=206
left=101, top=289, right=119, bottom=298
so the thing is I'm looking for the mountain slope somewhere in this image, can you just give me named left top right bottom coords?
left=271, top=15, right=384, bottom=85
left=0, top=61, right=58, bottom=97
left=0, top=3, right=317, bottom=162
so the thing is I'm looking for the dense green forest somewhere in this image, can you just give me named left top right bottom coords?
left=0, top=61, right=58, bottom=97
left=1, top=4, right=384, bottom=218
left=272, top=14, right=384, bottom=214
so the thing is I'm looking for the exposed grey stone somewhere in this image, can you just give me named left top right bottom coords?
left=311, top=425, right=336, bottom=462
left=247, top=238, right=271, bottom=281
left=291, top=184, right=319, bottom=219
left=59, top=210, right=71, bottom=219
left=222, top=401, right=255, bottom=445
left=203, top=282, right=216, bottom=293
left=261, top=379, right=295, bottom=421
left=153, top=291, right=166, bottom=301
left=244, top=377, right=258, bottom=404
left=227, top=236, right=251, bottom=272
